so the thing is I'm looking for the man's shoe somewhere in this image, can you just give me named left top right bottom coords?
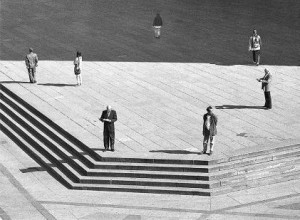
left=199, top=151, right=206, bottom=155
left=209, top=151, right=213, bottom=156
left=111, top=149, right=115, bottom=152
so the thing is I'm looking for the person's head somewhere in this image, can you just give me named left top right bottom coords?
left=76, top=51, right=81, bottom=57
left=206, top=106, right=213, bottom=114
left=253, top=29, right=257, bottom=35
left=264, top=68, right=270, bottom=75
left=106, top=105, right=112, bottom=112
left=156, top=13, right=160, bottom=16
left=29, top=48, right=33, bottom=53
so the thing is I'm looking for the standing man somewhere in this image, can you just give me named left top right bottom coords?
left=153, top=13, right=163, bottom=38
left=100, top=105, right=117, bottom=151
left=257, top=69, right=272, bottom=109
left=201, top=106, right=218, bottom=156
left=248, top=29, right=262, bottom=65
left=25, top=48, right=38, bottom=83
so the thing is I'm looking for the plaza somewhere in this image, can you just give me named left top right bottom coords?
left=1, top=0, right=300, bottom=219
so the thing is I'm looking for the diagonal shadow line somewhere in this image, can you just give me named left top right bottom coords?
left=38, top=83, right=77, bottom=87
left=216, top=192, right=300, bottom=212
left=0, top=81, right=32, bottom=84
left=216, top=105, right=266, bottom=109
left=38, top=197, right=300, bottom=219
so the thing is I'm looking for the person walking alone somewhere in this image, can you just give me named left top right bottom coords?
left=153, top=13, right=163, bottom=38
left=25, top=48, right=38, bottom=83
left=200, top=106, right=218, bottom=156
left=100, top=105, right=118, bottom=151
left=249, top=29, right=262, bottom=65
left=74, top=51, right=82, bottom=86
left=257, top=68, right=272, bottom=109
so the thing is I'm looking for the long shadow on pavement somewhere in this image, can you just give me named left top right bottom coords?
left=216, top=105, right=266, bottom=109
left=38, top=83, right=77, bottom=87
left=150, top=150, right=199, bottom=155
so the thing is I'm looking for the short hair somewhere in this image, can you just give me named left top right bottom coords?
left=29, top=48, right=33, bottom=52
left=76, top=51, right=81, bottom=57
left=206, top=106, right=213, bottom=112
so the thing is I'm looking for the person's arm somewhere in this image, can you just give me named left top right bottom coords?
left=25, top=55, right=29, bottom=68
left=259, top=36, right=262, bottom=47
left=35, top=54, right=38, bottom=67
left=248, top=37, right=252, bottom=51
left=99, top=111, right=105, bottom=122
left=110, top=111, right=117, bottom=123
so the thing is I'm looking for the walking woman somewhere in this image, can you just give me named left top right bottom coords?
left=74, top=51, right=82, bottom=86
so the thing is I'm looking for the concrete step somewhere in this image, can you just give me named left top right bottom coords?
left=0, top=110, right=82, bottom=182
left=0, top=118, right=76, bottom=188
left=52, top=166, right=213, bottom=196
left=1, top=84, right=101, bottom=161
left=63, top=164, right=218, bottom=189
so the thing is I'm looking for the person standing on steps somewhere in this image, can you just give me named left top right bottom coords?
left=74, top=51, right=82, bottom=86
left=249, top=29, right=262, bottom=65
left=25, top=48, right=38, bottom=83
left=200, top=106, right=218, bottom=156
left=153, top=13, right=163, bottom=38
left=257, top=68, right=272, bottom=109
left=100, top=105, right=118, bottom=151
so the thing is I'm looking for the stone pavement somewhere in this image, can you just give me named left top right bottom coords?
left=0, top=61, right=299, bottom=161
left=1, top=132, right=300, bottom=220
left=0, top=60, right=300, bottom=219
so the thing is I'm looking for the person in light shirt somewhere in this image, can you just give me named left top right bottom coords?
left=200, top=106, right=218, bottom=156
left=249, top=29, right=262, bottom=65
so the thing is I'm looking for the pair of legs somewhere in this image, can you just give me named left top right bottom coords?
left=153, top=26, right=161, bottom=38
left=202, top=134, right=215, bottom=155
left=103, top=131, right=115, bottom=151
left=264, top=91, right=272, bottom=109
left=27, top=67, right=37, bottom=83
left=252, top=50, right=261, bottom=65
left=76, top=74, right=82, bottom=85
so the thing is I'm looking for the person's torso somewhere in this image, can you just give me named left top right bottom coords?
left=252, top=35, right=260, bottom=50
left=27, top=53, right=37, bottom=68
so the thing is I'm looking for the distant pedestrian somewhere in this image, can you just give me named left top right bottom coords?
left=25, top=48, right=38, bottom=83
left=74, top=51, right=82, bottom=86
left=200, top=106, right=218, bottom=156
left=249, top=29, right=262, bottom=65
left=100, top=105, right=118, bottom=151
left=153, top=13, right=163, bottom=38
left=257, top=69, right=272, bottom=109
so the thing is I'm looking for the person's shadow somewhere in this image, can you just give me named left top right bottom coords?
left=149, top=150, right=199, bottom=155
left=38, top=83, right=77, bottom=87
left=0, top=81, right=31, bottom=84
left=216, top=105, right=265, bottom=109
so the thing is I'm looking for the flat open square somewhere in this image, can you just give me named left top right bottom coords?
left=1, top=0, right=300, bottom=160
left=1, top=1, right=300, bottom=220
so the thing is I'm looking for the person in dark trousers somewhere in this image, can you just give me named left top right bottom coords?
left=257, top=69, right=272, bottom=109
left=200, top=106, right=218, bottom=156
left=100, top=105, right=117, bottom=151
left=153, top=13, right=163, bottom=38
left=25, top=48, right=38, bottom=83
left=249, top=29, right=262, bottom=65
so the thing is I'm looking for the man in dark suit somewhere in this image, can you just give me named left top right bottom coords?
left=257, top=68, right=272, bottom=109
left=100, top=105, right=117, bottom=151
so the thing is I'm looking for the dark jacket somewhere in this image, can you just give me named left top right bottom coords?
left=100, top=110, right=117, bottom=133
left=153, top=15, right=163, bottom=26
left=260, top=72, right=272, bottom=92
left=203, top=113, right=218, bottom=136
